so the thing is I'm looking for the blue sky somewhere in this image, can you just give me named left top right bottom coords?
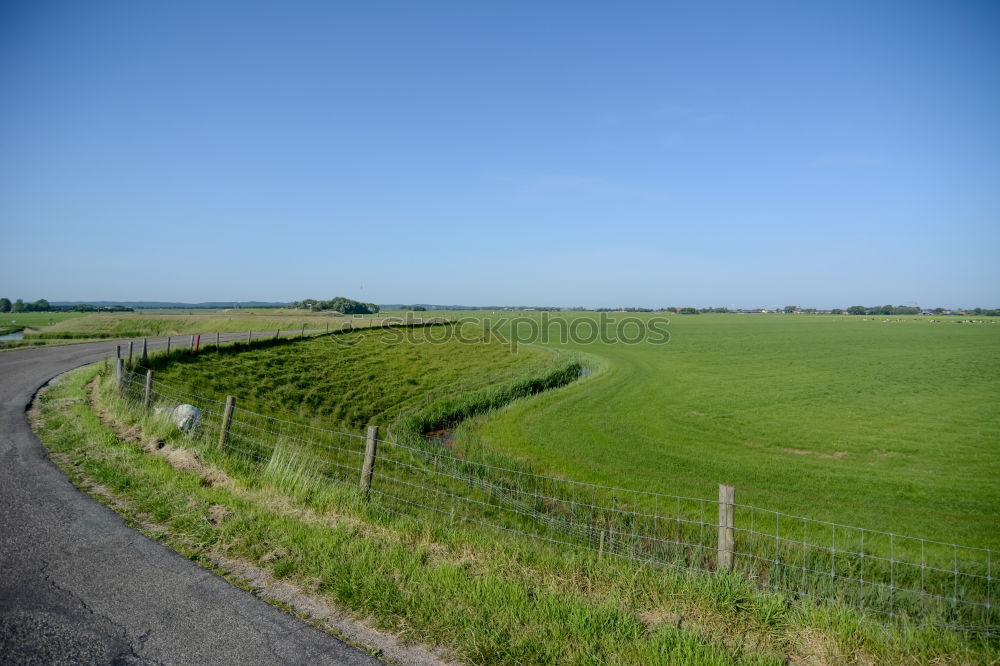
left=2, top=0, right=998, bottom=308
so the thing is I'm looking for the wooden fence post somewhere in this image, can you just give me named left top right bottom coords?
left=275, top=329, right=280, bottom=339
left=300, top=324, right=305, bottom=337
left=218, top=396, right=236, bottom=450
left=141, top=338, right=148, bottom=364
left=166, top=336, right=171, bottom=354
left=116, top=345, right=120, bottom=359
left=247, top=330, right=252, bottom=343
left=718, top=484, right=735, bottom=572
left=195, top=334, right=200, bottom=352
left=360, top=425, right=379, bottom=495
left=115, top=358, right=124, bottom=393
left=189, top=335, right=195, bottom=351
left=128, top=341, right=134, bottom=366
left=216, top=331, right=220, bottom=348
left=144, top=369, right=153, bottom=410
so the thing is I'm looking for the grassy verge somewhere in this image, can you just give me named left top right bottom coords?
left=31, top=364, right=998, bottom=665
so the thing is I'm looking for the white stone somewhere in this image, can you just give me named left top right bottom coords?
left=172, top=404, right=201, bottom=432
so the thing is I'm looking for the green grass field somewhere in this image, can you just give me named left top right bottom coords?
left=442, top=313, right=1000, bottom=549
left=1, top=312, right=94, bottom=343
left=1, top=311, right=89, bottom=330
left=122, top=311, right=1000, bottom=547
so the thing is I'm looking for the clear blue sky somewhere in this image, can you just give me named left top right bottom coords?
left=2, top=0, right=998, bottom=308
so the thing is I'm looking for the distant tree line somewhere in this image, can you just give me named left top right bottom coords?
left=845, top=305, right=921, bottom=315
left=669, top=307, right=732, bottom=314
left=287, top=296, right=380, bottom=315
left=1, top=298, right=50, bottom=312
left=0, top=298, right=133, bottom=313
left=593, top=307, right=657, bottom=312
left=66, top=304, right=134, bottom=312
left=587, top=305, right=1000, bottom=316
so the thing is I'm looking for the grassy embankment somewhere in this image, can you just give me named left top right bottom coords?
left=138, top=321, right=565, bottom=431
left=34, top=363, right=997, bottom=665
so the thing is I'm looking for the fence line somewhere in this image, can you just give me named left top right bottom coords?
left=115, top=365, right=998, bottom=636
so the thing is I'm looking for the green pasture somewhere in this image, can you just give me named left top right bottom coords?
left=126, top=309, right=1000, bottom=547
left=441, top=312, right=1000, bottom=549
left=1, top=311, right=89, bottom=330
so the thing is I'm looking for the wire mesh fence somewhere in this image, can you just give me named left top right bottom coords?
left=116, top=364, right=998, bottom=636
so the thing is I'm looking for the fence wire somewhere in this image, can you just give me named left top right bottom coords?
left=117, top=366, right=998, bottom=636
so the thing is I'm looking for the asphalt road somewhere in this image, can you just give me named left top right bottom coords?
left=0, top=334, right=383, bottom=665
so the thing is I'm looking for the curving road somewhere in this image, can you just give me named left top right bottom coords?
left=0, top=335, right=382, bottom=665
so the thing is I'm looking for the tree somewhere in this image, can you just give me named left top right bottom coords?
left=32, top=299, right=50, bottom=312
left=0, top=298, right=9, bottom=313
left=783, top=305, right=798, bottom=314
left=11, top=299, right=25, bottom=313
left=287, top=296, right=378, bottom=314
left=831, top=309, right=843, bottom=314
left=847, top=305, right=866, bottom=315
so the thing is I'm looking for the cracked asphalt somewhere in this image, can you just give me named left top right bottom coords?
left=0, top=335, right=384, bottom=665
